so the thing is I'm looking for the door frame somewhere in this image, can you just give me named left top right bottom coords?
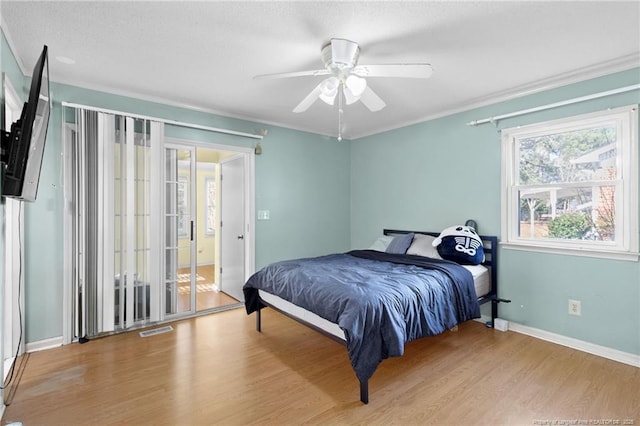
left=62, top=118, right=256, bottom=342
left=164, top=138, right=255, bottom=301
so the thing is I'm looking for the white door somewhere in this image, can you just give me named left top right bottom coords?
left=220, top=155, right=245, bottom=301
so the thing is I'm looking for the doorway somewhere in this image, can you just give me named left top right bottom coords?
left=63, top=106, right=255, bottom=340
left=166, top=145, right=245, bottom=314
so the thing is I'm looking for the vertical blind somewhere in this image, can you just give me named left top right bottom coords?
left=69, top=107, right=162, bottom=338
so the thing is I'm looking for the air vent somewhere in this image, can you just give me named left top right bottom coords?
left=139, top=325, right=173, bottom=338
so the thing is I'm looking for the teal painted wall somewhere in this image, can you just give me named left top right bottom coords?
left=1, top=32, right=24, bottom=92
left=252, top=126, right=351, bottom=267
left=351, top=68, right=640, bottom=356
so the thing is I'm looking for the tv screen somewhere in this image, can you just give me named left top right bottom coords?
left=2, top=45, right=50, bottom=202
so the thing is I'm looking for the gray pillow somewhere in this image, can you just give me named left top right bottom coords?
left=385, top=233, right=415, bottom=254
left=406, top=234, right=442, bottom=259
left=368, top=235, right=395, bottom=251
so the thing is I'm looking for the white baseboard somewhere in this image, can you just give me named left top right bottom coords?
left=472, top=316, right=639, bottom=368
left=25, top=336, right=64, bottom=353
left=507, top=322, right=640, bottom=368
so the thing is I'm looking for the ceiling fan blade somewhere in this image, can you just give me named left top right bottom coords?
left=292, top=81, right=324, bottom=113
left=359, top=86, right=386, bottom=112
left=254, top=69, right=330, bottom=79
left=353, top=64, right=433, bottom=79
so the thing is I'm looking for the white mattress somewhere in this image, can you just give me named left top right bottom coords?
left=465, top=264, right=491, bottom=298
left=258, top=264, right=491, bottom=341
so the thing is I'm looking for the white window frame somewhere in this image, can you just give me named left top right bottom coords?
left=501, top=105, right=639, bottom=261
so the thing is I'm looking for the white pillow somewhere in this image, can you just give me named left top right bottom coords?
left=368, top=235, right=395, bottom=251
left=406, top=234, right=442, bottom=259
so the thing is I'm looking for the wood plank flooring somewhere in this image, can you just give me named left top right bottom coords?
left=177, top=265, right=239, bottom=312
left=3, top=308, right=639, bottom=425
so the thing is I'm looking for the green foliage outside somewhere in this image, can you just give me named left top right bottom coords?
left=547, top=213, right=591, bottom=239
left=519, top=127, right=615, bottom=185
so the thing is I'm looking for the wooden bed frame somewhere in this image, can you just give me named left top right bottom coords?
left=253, top=229, right=509, bottom=404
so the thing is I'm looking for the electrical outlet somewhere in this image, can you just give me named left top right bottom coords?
left=568, top=299, right=581, bottom=316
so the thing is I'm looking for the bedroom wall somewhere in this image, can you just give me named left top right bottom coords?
left=0, top=29, right=351, bottom=344
left=350, top=67, right=640, bottom=357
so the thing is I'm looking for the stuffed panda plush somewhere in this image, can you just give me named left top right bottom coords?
left=432, top=225, right=485, bottom=265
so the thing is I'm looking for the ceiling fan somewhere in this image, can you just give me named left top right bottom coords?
left=255, top=38, right=434, bottom=114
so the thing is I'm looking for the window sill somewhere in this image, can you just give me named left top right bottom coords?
left=501, top=241, right=640, bottom=262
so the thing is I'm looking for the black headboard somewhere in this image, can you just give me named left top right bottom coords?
left=383, top=229, right=499, bottom=304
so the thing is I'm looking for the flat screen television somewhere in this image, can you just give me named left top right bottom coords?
left=1, top=45, right=50, bottom=202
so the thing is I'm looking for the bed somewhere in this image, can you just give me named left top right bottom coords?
left=243, top=229, right=506, bottom=404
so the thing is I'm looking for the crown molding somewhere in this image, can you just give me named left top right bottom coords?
left=353, top=53, right=640, bottom=140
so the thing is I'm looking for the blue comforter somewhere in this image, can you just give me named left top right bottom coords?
left=243, top=250, right=480, bottom=383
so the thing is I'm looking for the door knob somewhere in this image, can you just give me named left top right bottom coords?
left=237, top=235, right=244, bottom=240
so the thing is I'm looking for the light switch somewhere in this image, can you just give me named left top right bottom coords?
left=257, top=210, right=270, bottom=220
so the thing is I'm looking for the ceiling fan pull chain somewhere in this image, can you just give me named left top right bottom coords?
left=337, top=83, right=344, bottom=141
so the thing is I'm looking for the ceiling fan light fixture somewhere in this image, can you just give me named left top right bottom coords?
left=343, top=86, right=358, bottom=105
left=264, top=37, right=432, bottom=118
left=345, top=75, right=367, bottom=97
left=319, top=77, right=339, bottom=105
left=319, top=91, right=336, bottom=105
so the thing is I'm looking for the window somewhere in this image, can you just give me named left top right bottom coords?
left=501, top=105, right=638, bottom=260
left=177, top=175, right=188, bottom=237
left=204, top=175, right=216, bottom=236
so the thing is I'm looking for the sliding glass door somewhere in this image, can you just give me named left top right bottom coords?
left=164, top=144, right=196, bottom=316
left=64, top=106, right=254, bottom=339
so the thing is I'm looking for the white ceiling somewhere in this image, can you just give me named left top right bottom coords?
left=2, top=1, right=639, bottom=140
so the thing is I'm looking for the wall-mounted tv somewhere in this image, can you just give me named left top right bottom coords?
left=1, top=45, right=50, bottom=202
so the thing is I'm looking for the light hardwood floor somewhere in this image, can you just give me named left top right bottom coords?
left=3, top=308, right=639, bottom=425
left=177, top=265, right=239, bottom=312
